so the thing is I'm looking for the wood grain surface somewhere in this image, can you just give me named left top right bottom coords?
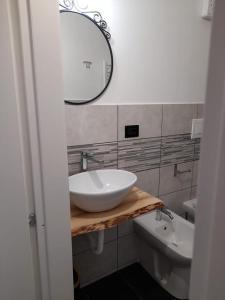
left=70, top=187, right=164, bottom=236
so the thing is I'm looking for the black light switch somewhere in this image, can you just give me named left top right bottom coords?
left=125, top=125, right=139, bottom=138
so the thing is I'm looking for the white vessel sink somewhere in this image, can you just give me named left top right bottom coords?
left=69, top=169, right=137, bottom=212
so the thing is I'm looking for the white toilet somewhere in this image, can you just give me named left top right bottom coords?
left=183, top=198, right=197, bottom=221
left=134, top=209, right=194, bottom=299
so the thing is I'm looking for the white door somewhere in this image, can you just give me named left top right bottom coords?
left=190, top=0, right=225, bottom=298
left=1, top=1, right=74, bottom=299
left=0, top=1, right=38, bottom=299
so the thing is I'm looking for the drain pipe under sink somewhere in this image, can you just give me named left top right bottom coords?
left=88, top=230, right=105, bottom=255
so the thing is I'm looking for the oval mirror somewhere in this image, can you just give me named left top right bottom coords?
left=60, top=11, right=113, bottom=104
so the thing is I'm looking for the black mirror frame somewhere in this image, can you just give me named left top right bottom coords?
left=60, top=10, right=113, bottom=105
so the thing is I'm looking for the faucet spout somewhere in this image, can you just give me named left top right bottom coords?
left=155, top=207, right=174, bottom=221
left=81, top=154, right=88, bottom=172
left=80, top=151, right=104, bottom=172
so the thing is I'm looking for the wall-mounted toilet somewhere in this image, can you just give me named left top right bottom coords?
left=134, top=209, right=194, bottom=299
left=183, top=198, right=197, bottom=222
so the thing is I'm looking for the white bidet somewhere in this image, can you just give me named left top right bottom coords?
left=134, top=210, right=194, bottom=299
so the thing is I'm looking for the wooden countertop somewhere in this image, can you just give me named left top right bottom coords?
left=70, top=187, right=164, bottom=237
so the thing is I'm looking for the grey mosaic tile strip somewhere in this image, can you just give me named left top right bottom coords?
left=194, top=138, right=201, bottom=161
left=161, top=134, right=195, bottom=167
left=118, top=138, right=161, bottom=172
left=67, top=142, right=118, bottom=175
left=67, top=135, right=201, bottom=175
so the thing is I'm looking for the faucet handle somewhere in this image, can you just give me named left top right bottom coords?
left=81, top=151, right=94, bottom=158
left=81, top=151, right=104, bottom=165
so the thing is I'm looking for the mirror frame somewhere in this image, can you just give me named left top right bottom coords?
left=60, top=10, right=113, bottom=105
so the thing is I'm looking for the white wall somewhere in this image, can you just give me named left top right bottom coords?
left=84, top=0, right=212, bottom=104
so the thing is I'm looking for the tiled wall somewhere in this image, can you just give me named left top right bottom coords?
left=65, top=103, right=203, bottom=286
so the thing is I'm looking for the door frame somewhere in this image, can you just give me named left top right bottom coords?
left=15, top=1, right=74, bottom=299
left=0, top=1, right=38, bottom=299
left=190, top=0, right=225, bottom=298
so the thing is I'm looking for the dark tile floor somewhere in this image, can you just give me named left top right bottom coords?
left=74, top=263, right=178, bottom=300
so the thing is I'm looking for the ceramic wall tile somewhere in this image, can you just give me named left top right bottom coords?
left=197, top=104, right=204, bottom=118
left=118, top=220, right=134, bottom=237
left=118, top=234, right=138, bottom=269
left=65, top=105, right=117, bottom=146
left=160, top=188, right=191, bottom=216
left=74, top=241, right=117, bottom=287
left=192, top=161, right=199, bottom=187
left=191, top=186, right=198, bottom=199
left=194, top=138, right=201, bottom=161
left=136, top=168, right=160, bottom=196
left=162, top=104, right=197, bottom=136
left=118, top=137, right=161, bottom=172
left=118, top=105, right=162, bottom=140
left=159, top=162, right=193, bottom=196
left=72, top=227, right=117, bottom=255
left=161, top=134, right=195, bottom=166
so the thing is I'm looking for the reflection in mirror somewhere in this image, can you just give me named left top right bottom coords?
left=60, top=11, right=113, bottom=104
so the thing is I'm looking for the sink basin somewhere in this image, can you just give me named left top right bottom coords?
left=69, top=169, right=137, bottom=212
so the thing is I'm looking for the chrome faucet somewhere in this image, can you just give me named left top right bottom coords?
left=80, top=151, right=104, bottom=172
left=155, top=207, right=174, bottom=221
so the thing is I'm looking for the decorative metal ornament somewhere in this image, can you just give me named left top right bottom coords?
left=59, top=0, right=111, bottom=39
left=59, top=0, right=75, bottom=10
